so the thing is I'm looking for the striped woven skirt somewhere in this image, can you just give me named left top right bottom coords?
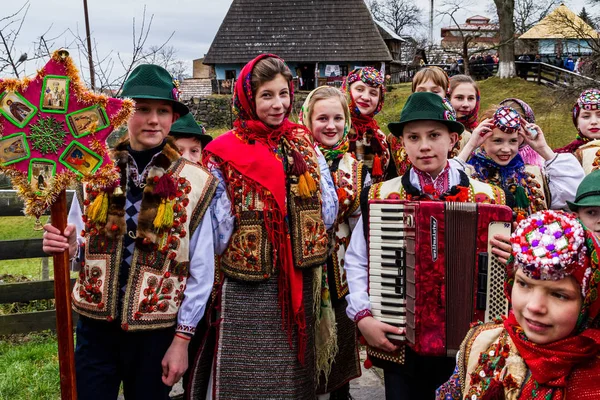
left=187, top=270, right=317, bottom=399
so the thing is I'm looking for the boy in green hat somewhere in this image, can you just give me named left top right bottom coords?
left=344, top=92, right=508, bottom=399
left=169, top=113, right=212, bottom=164
left=568, top=169, right=600, bottom=236
left=42, top=64, right=218, bottom=399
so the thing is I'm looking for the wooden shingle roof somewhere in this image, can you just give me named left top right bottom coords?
left=203, top=0, right=392, bottom=64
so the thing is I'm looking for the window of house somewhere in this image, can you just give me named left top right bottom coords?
left=225, top=70, right=237, bottom=80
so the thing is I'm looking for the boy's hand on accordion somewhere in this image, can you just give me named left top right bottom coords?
left=357, top=317, right=402, bottom=353
left=491, top=233, right=512, bottom=265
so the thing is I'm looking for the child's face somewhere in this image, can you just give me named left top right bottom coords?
left=577, top=109, right=600, bottom=139
left=175, top=137, right=202, bottom=164
left=310, top=98, right=346, bottom=147
left=414, top=79, right=445, bottom=98
left=482, top=129, right=519, bottom=166
left=450, top=83, right=477, bottom=118
left=255, top=74, right=290, bottom=126
left=576, top=206, right=600, bottom=235
left=350, top=81, right=380, bottom=115
left=400, top=120, right=458, bottom=177
left=129, top=99, right=176, bottom=151
left=512, top=269, right=582, bottom=345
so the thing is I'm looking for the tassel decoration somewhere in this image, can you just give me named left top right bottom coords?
left=87, top=191, right=109, bottom=224
left=297, top=173, right=312, bottom=198
left=364, top=356, right=373, bottom=369
left=480, top=378, right=506, bottom=400
left=304, top=171, right=317, bottom=193
left=290, top=149, right=308, bottom=176
left=514, top=186, right=530, bottom=210
left=372, top=154, right=383, bottom=178
left=153, top=173, right=177, bottom=198
left=154, top=199, right=174, bottom=230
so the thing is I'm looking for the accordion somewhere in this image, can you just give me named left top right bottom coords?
left=368, top=200, right=512, bottom=357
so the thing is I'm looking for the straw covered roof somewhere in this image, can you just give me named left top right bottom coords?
left=520, top=4, right=599, bottom=40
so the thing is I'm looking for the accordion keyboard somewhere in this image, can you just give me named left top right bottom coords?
left=368, top=203, right=411, bottom=342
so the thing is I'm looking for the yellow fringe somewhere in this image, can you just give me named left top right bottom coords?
left=297, top=174, right=311, bottom=198
left=304, top=171, right=317, bottom=193
left=87, top=192, right=108, bottom=224
left=153, top=199, right=174, bottom=230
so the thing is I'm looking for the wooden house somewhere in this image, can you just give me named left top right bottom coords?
left=201, top=0, right=393, bottom=90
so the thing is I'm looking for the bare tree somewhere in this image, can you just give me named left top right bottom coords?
left=144, top=45, right=190, bottom=80
left=69, top=6, right=174, bottom=93
left=367, top=0, right=422, bottom=36
left=494, top=0, right=516, bottom=78
left=513, top=0, right=560, bottom=35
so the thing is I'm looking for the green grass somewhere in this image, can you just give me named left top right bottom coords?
left=376, top=77, right=575, bottom=149
left=0, top=332, right=61, bottom=400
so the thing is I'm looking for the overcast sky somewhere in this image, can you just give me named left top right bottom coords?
left=3, top=0, right=595, bottom=80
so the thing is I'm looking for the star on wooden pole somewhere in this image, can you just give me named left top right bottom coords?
left=0, top=49, right=134, bottom=400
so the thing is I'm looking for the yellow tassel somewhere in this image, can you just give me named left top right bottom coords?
left=87, top=192, right=108, bottom=224
left=297, top=174, right=311, bottom=198
left=304, top=171, right=317, bottom=194
left=153, top=199, right=174, bottom=230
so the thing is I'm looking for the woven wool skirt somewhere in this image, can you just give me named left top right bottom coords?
left=317, top=298, right=361, bottom=394
left=187, top=270, right=317, bottom=400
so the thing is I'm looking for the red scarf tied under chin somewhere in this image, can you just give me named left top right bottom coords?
left=205, top=53, right=311, bottom=363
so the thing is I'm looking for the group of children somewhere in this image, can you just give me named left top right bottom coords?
left=40, top=55, right=600, bottom=400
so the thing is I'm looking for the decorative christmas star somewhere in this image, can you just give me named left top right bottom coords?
left=0, top=50, right=134, bottom=218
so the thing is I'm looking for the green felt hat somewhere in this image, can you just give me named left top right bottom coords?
left=388, top=92, right=464, bottom=137
left=121, top=64, right=189, bottom=116
left=567, top=170, right=600, bottom=211
left=169, top=113, right=212, bottom=147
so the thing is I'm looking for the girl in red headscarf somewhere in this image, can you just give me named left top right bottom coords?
left=186, top=54, right=338, bottom=399
left=437, top=210, right=600, bottom=399
left=342, top=67, right=390, bottom=182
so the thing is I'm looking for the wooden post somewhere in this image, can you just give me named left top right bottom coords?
left=50, top=190, right=77, bottom=400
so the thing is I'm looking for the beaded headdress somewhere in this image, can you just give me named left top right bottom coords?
left=573, top=89, right=600, bottom=138
left=509, top=210, right=587, bottom=286
left=341, top=67, right=385, bottom=116
left=493, top=106, right=522, bottom=134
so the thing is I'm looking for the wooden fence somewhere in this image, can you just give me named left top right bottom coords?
left=0, top=190, right=77, bottom=335
left=515, top=61, right=600, bottom=88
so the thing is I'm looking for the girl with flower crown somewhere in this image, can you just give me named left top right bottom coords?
left=456, top=105, right=583, bottom=221
left=299, top=86, right=367, bottom=399
left=342, top=67, right=390, bottom=182
left=437, top=210, right=600, bottom=399
left=555, top=88, right=600, bottom=175
left=185, top=54, right=338, bottom=399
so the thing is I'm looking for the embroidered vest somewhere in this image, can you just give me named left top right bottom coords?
left=71, top=143, right=217, bottom=331
left=576, top=139, right=600, bottom=175
left=457, top=323, right=526, bottom=400
left=368, top=174, right=506, bottom=205
left=330, top=154, right=364, bottom=300
left=219, top=134, right=329, bottom=282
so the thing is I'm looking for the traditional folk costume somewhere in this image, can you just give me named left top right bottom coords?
left=466, top=106, right=583, bottom=221
left=298, top=88, right=366, bottom=397
left=555, top=89, right=600, bottom=175
left=345, top=93, right=507, bottom=399
left=498, top=98, right=544, bottom=168
left=186, top=54, right=338, bottom=400
left=67, top=65, right=217, bottom=399
left=437, top=210, right=600, bottom=400
left=390, top=96, right=473, bottom=177
left=342, top=67, right=390, bottom=182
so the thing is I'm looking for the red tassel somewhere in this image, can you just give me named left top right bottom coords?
left=364, top=356, right=373, bottom=369
left=372, top=154, right=383, bottom=178
left=153, top=174, right=177, bottom=198
left=290, top=149, right=308, bottom=176
left=480, top=379, right=505, bottom=400
left=337, top=187, right=347, bottom=205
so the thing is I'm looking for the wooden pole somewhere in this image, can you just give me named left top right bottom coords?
left=51, top=190, right=77, bottom=400
left=83, top=0, right=95, bottom=91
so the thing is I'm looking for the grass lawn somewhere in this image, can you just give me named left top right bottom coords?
left=0, top=332, right=60, bottom=400
left=375, top=77, right=575, bottom=149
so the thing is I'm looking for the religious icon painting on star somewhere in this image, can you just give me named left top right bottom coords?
left=0, top=132, right=30, bottom=166
left=40, top=75, right=70, bottom=113
left=28, top=159, right=56, bottom=194
left=0, top=91, right=38, bottom=129
left=59, top=141, right=102, bottom=176
left=66, top=105, right=110, bottom=138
